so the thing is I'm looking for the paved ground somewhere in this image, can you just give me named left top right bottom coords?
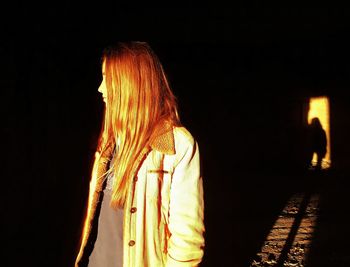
left=245, top=169, right=350, bottom=267
left=250, top=192, right=320, bottom=267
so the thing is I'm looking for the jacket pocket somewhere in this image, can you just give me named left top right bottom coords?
left=145, top=170, right=167, bottom=200
left=159, top=220, right=168, bottom=265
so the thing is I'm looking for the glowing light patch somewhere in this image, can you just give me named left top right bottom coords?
left=308, top=96, right=331, bottom=169
left=250, top=193, right=320, bottom=266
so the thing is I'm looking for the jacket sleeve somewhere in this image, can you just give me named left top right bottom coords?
left=166, top=138, right=205, bottom=267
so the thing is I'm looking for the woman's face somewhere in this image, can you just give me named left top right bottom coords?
left=98, top=61, right=107, bottom=103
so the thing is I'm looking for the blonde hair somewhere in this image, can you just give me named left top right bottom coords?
left=97, top=42, right=180, bottom=208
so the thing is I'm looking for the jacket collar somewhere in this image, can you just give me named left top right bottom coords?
left=149, top=120, right=176, bottom=155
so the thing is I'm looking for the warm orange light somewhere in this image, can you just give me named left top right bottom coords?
left=250, top=193, right=320, bottom=266
left=308, top=96, right=331, bottom=169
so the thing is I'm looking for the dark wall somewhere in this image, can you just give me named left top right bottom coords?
left=2, top=5, right=350, bottom=267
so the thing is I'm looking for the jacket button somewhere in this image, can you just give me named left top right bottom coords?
left=130, top=207, right=137, bottom=213
left=128, top=240, right=135, bottom=246
left=134, top=176, right=138, bottom=182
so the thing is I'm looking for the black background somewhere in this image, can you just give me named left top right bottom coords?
left=2, top=4, right=350, bottom=267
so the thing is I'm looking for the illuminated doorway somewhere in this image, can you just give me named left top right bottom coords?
left=307, top=96, right=331, bottom=169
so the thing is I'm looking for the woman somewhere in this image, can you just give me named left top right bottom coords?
left=75, top=42, right=205, bottom=267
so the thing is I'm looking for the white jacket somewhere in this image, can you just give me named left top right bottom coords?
left=75, top=123, right=205, bottom=267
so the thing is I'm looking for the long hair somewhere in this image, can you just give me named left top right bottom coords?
left=97, top=42, right=180, bottom=208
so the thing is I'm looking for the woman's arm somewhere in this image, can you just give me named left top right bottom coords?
left=166, top=137, right=205, bottom=267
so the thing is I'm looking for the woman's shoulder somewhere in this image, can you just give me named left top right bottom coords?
left=173, top=126, right=196, bottom=147
left=172, top=126, right=199, bottom=167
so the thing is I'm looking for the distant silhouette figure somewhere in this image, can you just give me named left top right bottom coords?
left=307, top=117, right=327, bottom=170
